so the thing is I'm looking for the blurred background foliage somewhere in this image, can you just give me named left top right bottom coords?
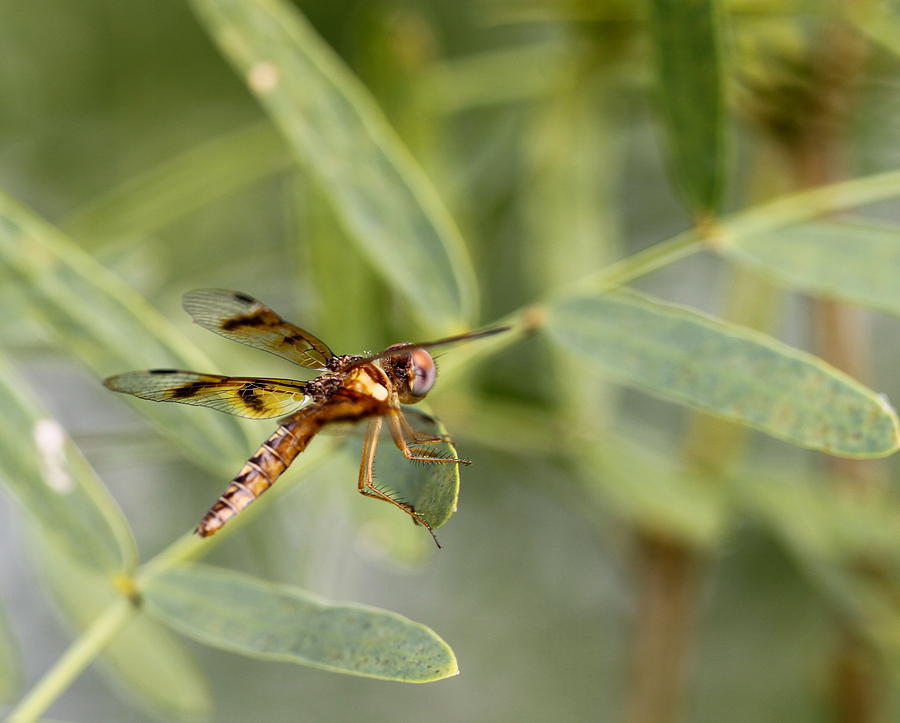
left=5, top=0, right=900, bottom=721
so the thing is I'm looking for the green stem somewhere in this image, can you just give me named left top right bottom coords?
left=9, top=438, right=340, bottom=720
left=563, top=165, right=900, bottom=301
left=566, top=228, right=702, bottom=296
left=6, top=598, right=135, bottom=723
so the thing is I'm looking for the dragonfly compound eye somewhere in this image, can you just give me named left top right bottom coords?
left=408, top=348, right=436, bottom=397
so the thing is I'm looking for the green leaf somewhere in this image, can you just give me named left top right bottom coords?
left=647, top=0, right=727, bottom=216
left=739, top=471, right=900, bottom=566
left=189, top=0, right=478, bottom=332
left=35, top=543, right=212, bottom=721
left=0, top=191, right=250, bottom=477
left=741, top=472, right=900, bottom=661
left=847, top=2, right=900, bottom=60
left=144, top=563, right=458, bottom=683
left=371, top=410, right=460, bottom=532
left=62, top=122, right=292, bottom=242
left=419, top=42, right=573, bottom=113
left=585, top=432, right=730, bottom=547
left=543, top=290, right=900, bottom=457
left=0, top=353, right=136, bottom=574
left=0, top=604, right=21, bottom=703
left=727, top=219, right=900, bottom=315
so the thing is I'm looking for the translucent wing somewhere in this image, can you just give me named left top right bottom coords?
left=104, top=370, right=311, bottom=419
left=182, top=289, right=334, bottom=370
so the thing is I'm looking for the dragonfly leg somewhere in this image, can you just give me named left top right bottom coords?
left=397, top=410, right=451, bottom=445
left=389, top=411, right=471, bottom=465
left=358, top=416, right=441, bottom=547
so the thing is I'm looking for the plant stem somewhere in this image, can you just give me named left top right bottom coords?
left=6, top=598, right=135, bottom=723
left=624, top=535, right=701, bottom=723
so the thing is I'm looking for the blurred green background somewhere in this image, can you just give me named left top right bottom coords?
left=5, top=0, right=900, bottom=721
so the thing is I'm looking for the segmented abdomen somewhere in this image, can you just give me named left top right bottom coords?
left=195, top=416, right=320, bottom=537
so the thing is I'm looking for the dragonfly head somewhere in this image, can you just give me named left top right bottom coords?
left=382, top=345, right=437, bottom=403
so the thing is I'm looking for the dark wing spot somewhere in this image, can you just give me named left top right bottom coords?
left=170, top=382, right=210, bottom=399
left=281, top=333, right=308, bottom=347
left=238, top=382, right=266, bottom=412
left=233, top=292, right=255, bottom=304
left=150, top=369, right=179, bottom=374
left=221, top=311, right=274, bottom=331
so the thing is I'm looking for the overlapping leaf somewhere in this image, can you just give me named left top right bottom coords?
left=0, top=354, right=136, bottom=574
left=190, top=0, right=477, bottom=331
left=544, top=290, right=900, bottom=457
left=144, top=564, right=458, bottom=682
left=0, top=191, right=250, bottom=477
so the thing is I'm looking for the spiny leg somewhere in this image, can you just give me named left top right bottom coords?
left=358, top=416, right=441, bottom=548
left=389, top=410, right=470, bottom=465
left=397, top=410, right=451, bottom=446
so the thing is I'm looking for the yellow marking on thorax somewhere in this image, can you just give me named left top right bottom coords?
left=347, top=365, right=390, bottom=402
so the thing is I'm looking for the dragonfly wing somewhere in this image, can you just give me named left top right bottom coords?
left=182, top=289, right=334, bottom=370
left=103, top=370, right=311, bottom=419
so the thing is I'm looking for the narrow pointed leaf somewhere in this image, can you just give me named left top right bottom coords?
left=63, top=123, right=292, bottom=242
left=0, top=604, right=21, bottom=703
left=727, top=219, right=900, bottom=315
left=544, top=290, right=900, bottom=457
left=0, top=354, right=136, bottom=574
left=190, top=0, right=477, bottom=331
left=144, top=564, right=458, bottom=683
left=647, top=0, right=727, bottom=215
left=0, top=191, right=249, bottom=477
left=35, top=543, right=212, bottom=721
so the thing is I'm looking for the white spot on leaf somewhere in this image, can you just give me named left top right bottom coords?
left=33, top=419, right=74, bottom=494
left=247, top=61, right=279, bottom=94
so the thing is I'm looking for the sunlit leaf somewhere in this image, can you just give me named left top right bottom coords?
left=144, top=563, right=458, bottom=683
left=544, top=290, right=900, bottom=457
left=35, top=542, right=212, bottom=721
left=0, top=354, right=136, bottom=574
left=190, top=0, right=478, bottom=331
left=63, top=122, right=292, bottom=243
left=647, top=0, right=727, bottom=216
left=727, top=219, right=900, bottom=315
left=0, top=191, right=250, bottom=477
left=0, top=604, right=20, bottom=703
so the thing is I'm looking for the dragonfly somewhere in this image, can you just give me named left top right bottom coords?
left=104, top=289, right=506, bottom=546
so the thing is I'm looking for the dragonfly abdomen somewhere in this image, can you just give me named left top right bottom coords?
left=195, top=416, right=321, bottom=537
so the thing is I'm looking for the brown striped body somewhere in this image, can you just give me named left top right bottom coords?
left=196, top=416, right=320, bottom=536
left=195, top=365, right=390, bottom=537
